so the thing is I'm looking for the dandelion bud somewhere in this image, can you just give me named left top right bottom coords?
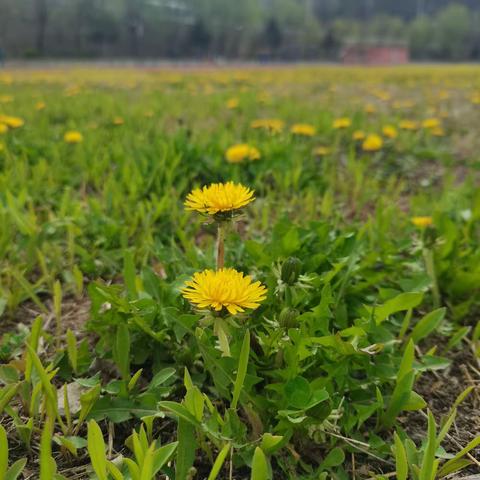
left=281, top=257, right=302, bottom=285
left=279, top=307, right=299, bottom=329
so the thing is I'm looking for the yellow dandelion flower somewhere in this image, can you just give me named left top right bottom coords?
left=353, top=130, right=365, bottom=141
left=412, top=216, right=433, bottom=228
left=333, top=117, right=351, bottom=129
left=0, top=123, right=8, bottom=134
left=250, top=118, right=284, bottom=133
left=35, top=101, right=46, bottom=110
left=399, top=120, right=418, bottom=131
left=0, top=116, right=24, bottom=129
left=290, top=123, right=316, bottom=136
left=64, top=86, right=81, bottom=97
left=226, top=98, right=239, bottom=109
left=184, top=181, right=254, bottom=215
left=257, top=93, right=271, bottom=104
left=422, top=118, right=441, bottom=129
left=382, top=125, right=398, bottom=139
left=364, top=104, right=376, bottom=114
left=225, top=144, right=260, bottom=163
left=181, top=268, right=267, bottom=315
left=393, top=100, right=415, bottom=110
left=430, top=127, right=445, bottom=137
left=64, top=131, right=83, bottom=144
left=362, top=134, right=383, bottom=152
left=374, top=90, right=391, bottom=102
left=113, top=117, right=124, bottom=126
left=313, top=146, right=330, bottom=156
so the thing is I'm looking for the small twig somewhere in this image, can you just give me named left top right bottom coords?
left=365, top=472, right=396, bottom=480
left=327, top=431, right=393, bottom=466
left=445, top=475, right=480, bottom=480
left=460, top=363, right=480, bottom=407
left=107, top=421, right=114, bottom=459
left=327, top=431, right=370, bottom=448
left=469, top=363, right=480, bottom=378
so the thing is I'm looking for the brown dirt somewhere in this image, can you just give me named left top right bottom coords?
left=400, top=339, right=480, bottom=475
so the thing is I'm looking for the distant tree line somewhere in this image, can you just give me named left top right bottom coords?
left=1, top=0, right=480, bottom=61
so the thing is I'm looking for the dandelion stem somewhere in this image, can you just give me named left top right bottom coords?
left=216, top=222, right=225, bottom=270
left=423, top=246, right=440, bottom=308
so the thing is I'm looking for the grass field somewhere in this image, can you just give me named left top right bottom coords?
left=0, top=64, right=480, bottom=479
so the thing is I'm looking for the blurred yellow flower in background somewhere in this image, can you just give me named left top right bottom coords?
left=0, top=124, right=8, bottom=134
left=382, top=125, right=398, bottom=139
left=353, top=130, right=365, bottom=141
left=0, top=115, right=24, bottom=129
left=399, top=120, right=418, bottom=130
left=250, top=118, right=284, bottom=133
left=430, top=127, right=445, bottom=136
left=225, top=144, right=260, bottom=163
left=422, top=118, right=441, bottom=129
left=290, top=123, right=315, bottom=136
left=393, top=100, right=415, bottom=110
left=362, top=134, right=383, bottom=152
left=113, top=117, right=124, bottom=125
left=226, top=98, right=239, bottom=109
left=313, top=146, right=331, bottom=156
left=412, top=216, right=433, bottom=228
left=64, top=86, right=81, bottom=97
left=333, top=117, right=351, bottom=129
left=64, top=131, right=83, bottom=144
